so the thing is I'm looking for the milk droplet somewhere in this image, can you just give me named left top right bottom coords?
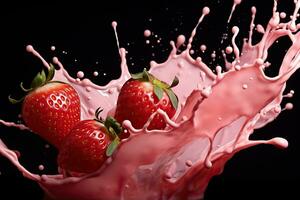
left=45, top=144, right=50, bottom=149
left=86, top=86, right=92, bottom=92
left=232, top=26, right=239, bottom=34
left=234, top=0, right=242, bottom=4
left=242, top=84, right=248, bottom=89
left=280, top=12, right=286, bottom=19
left=144, top=29, right=151, bottom=37
left=271, top=137, right=289, bottom=149
left=205, top=160, right=212, bottom=168
left=93, top=71, right=99, bottom=76
left=256, top=24, right=265, bottom=33
left=26, top=45, right=34, bottom=52
left=202, top=7, right=210, bottom=15
left=106, top=157, right=112, bottom=164
left=51, top=46, right=56, bottom=51
left=176, top=35, right=186, bottom=48
left=77, top=71, right=84, bottom=79
left=111, top=21, right=117, bottom=28
left=211, top=52, right=216, bottom=59
left=285, top=103, right=293, bottom=110
left=53, top=57, right=59, bottom=64
left=200, top=44, right=207, bottom=52
left=38, top=165, right=44, bottom=171
left=225, top=46, right=233, bottom=54
left=108, top=88, right=113, bottom=94
left=146, top=40, right=150, bottom=44
left=186, top=160, right=193, bottom=167
left=88, top=108, right=94, bottom=115
left=190, top=49, right=195, bottom=54
left=251, top=6, right=256, bottom=14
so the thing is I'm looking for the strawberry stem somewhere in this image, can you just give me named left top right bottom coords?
left=20, top=82, right=33, bottom=92
left=8, top=95, right=24, bottom=104
left=131, top=69, right=179, bottom=110
left=169, top=76, right=179, bottom=88
left=8, top=63, right=56, bottom=104
left=95, top=107, right=104, bottom=122
left=106, top=137, right=120, bottom=157
left=105, top=116, right=122, bottom=135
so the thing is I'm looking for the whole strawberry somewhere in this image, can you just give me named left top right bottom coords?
left=58, top=108, right=121, bottom=174
left=114, top=69, right=178, bottom=130
left=9, top=64, right=80, bottom=148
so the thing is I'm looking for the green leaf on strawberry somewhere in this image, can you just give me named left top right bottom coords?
left=131, top=69, right=179, bottom=110
left=8, top=63, right=81, bottom=148
left=106, top=137, right=120, bottom=157
left=115, top=69, right=179, bottom=130
left=9, top=64, right=57, bottom=104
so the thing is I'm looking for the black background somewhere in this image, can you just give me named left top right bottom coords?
left=0, top=0, right=299, bottom=199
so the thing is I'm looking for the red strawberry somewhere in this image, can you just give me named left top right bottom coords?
left=58, top=109, right=121, bottom=174
left=114, top=69, right=179, bottom=130
left=9, top=64, right=80, bottom=148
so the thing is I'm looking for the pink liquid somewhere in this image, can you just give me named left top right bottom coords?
left=1, top=0, right=300, bottom=199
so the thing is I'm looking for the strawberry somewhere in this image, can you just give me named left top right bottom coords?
left=114, top=69, right=179, bottom=130
left=9, top=64, right=80, bottom=148
left=58, top=108, right=122, bottom=174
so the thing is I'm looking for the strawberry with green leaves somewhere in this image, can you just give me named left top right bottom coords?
left=114, top=69, right=179, bottom=130
left=9, top=64, right=81, bottom=148
left=58, top=108, right=122, bottom=174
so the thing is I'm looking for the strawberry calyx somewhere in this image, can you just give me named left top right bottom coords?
left=131, top=68, right=179, bottom=109
left=8, top=64, right=56, bottom=104
left=94, top=107, right=122, bottom=157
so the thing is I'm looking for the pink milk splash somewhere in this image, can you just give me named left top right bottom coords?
left=1, top=0, right=300, bottom=199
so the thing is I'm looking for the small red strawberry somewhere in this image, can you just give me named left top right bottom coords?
left=9, top=64, right=80, bottom=148
left=114, top=69, right=179, bottom=130
left=58, top=108, right=122, bottom=174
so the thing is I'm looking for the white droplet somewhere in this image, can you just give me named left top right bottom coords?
left=242, top=84, right=248, bottom=89
left=202, top=7, right=210, bottom=15
left=200, top=44, right=207, bottom=52
left=38, top=165, right=44, bottom=171
left=144, top=29, right=151, bottom=37
left=186, top=160, right=193, bottom=167
left=285, top=103, right=293, bottom=110
left=93, top=71, right=99, bottom=76
left=225, top=46, right=233, bottom=54
left=77, top=71, right=84, bottom=79
left=86, top=86, right=92, bottom=92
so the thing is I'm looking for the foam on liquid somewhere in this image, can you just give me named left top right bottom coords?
left=1, top=0, right=300, bottom=199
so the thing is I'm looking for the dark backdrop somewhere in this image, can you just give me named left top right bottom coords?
left=0, top=0, right=299, bottom=199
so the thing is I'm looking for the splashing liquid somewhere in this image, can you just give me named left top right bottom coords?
left=1, top=0, right=300, bottom=199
